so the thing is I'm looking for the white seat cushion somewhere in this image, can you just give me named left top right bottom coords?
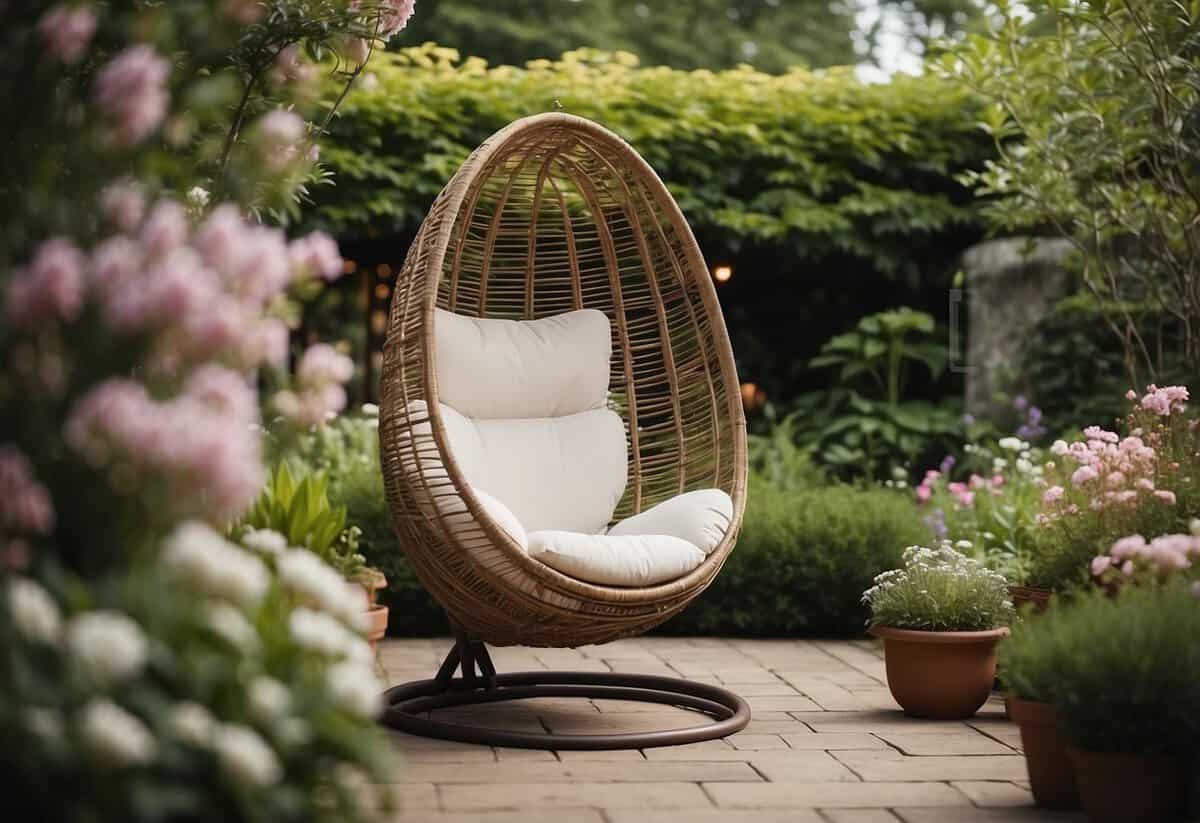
left=528, top=530, right=705, bottom=587
left=608, top=489, right=733, bottom=555
left=437, top=402, right=627, bottom=534
left=434, top=307, right=612, bottom=419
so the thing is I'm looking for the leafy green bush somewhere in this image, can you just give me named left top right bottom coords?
left=663, top=478, right=928, bottom=636
left=315, top=47, right=990, bottom=280
left=747, top=418, right=826, bottom=492
left=998, top=606, right=1067, bottom=703
left=862, top=542, right=1014, bottom=631
left=800, top=307, right=962, bottom=480
left=1004, top=584, right=1200, bottom=755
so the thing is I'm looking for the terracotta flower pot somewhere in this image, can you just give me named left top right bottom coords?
left=355, top=571, right=389, bottom=652
left=1008, top=585, right=1053, bottom=613
left=1005, top=696, right=1080, bottom=810
left=869, top=625, right=1009, bottom=719
left=1068, top=747, right=1189, bottom=823
left=366, top=604, right=389, bottom=653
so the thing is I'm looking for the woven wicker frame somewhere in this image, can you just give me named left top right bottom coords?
left=378, top=113, right=747, bottom=648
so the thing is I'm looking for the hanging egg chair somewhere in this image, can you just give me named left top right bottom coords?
left=379, top=113, right=749, bottom=749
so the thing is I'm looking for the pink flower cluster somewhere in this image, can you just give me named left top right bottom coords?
left=915, top=470, right=1002, bottom=509
left=273, top=344, right=355, bottom=427
left=0, top=446, right=55, bottom=537
left=1135, top=385, right=1189, bottom=417
left=64, top=367, right=264, bottom=521
left=253, top=109, right=309, bottom=171
left=91, top=45, right=170, bottom=146
left=1044, top=425, right=1167, bottom=513
left=6, top=191, right=354, bottom=521
left=268, top=44, right=318, bottom=88
left=377, top=0, right=417, bottom=37
left=1092, top=533, right=1198, bottom=582
left=288, top=231, right=343, bottom=281
left=38, top=3, right=98, bottom=65
left=5, top=193, right=342, bottom=377
left=4, top=238, right=86, bottom=329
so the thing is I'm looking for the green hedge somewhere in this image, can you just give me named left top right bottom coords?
left=661, top=479, right=928, bottom=636
left=314, top=46, right=991, bottom=281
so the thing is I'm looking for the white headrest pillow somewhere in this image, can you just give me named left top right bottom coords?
left=434, top=307, right=612, bottom=419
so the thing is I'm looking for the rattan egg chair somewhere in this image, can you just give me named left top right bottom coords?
left=379, top=113, right=749, bottom=749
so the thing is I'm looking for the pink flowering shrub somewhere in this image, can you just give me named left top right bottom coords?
left=36, top=3, right=97, bottom=64
left=1029, top=385, right=1200, bottom=589
left=0, top=3, right=419, bottom=820
left=1090, top=530, right=1200, bottom=593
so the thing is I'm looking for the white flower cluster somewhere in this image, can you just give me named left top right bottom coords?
left=80, top=699, right=156, bottom=767
left=206, top=602, right=259, bottom=651
left=241, top=527, right=288, bottom=556
left=862, top=540, right=1014, bottom=631
left=248, top=676, right=290, bottom=720
left=277, top=548, right=366, bottom=630
left=169, top=701, right=216, bottom=747
left=7, top=577, right=62, bottom=644
left=325, top=660, right=384, bottom=718
left=163, top=520, right=270, bottom=606
left=66, top=610, right=148, bottom=684
left=289, top=607, right=372, bottom=663
left=167, top=701, right=283, bottom=788
left=214, top=723, right=283, bottom=787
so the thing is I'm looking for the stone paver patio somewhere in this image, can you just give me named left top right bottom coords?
left=379, top=637, right=1084, bottom=823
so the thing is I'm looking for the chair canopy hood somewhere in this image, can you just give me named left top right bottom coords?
left=379, top=113, right=747, bottom=647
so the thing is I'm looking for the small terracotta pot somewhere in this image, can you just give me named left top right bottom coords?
left=354, top=571, right=389, bottom=652
left=1006, top=696, right=1080, bottom=810
left=869, top=625, right=1009, bottom=719
left=1008, top=585, right=1053, bottom=613
left=1068, top=747, right=1189, bottom=823
left=366, top=605, right=389, bottom=653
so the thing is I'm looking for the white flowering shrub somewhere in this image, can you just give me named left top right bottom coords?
left=0, top=1, right=415, bottom=820
left=862, top=542, right=1015, bottom=632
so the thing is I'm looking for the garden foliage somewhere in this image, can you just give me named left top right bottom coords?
left=944, top=0, right=1200, bottom=385
left=312, top=46, right=992, bottom=282
left=800, top=307, right=961, bottom=480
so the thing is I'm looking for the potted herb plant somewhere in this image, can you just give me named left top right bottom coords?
left=863, top=541, right=1014, bottom=719
left=1047, top=583, right=1199, bottom=823
left=999, top=606, right=1080, bottom=810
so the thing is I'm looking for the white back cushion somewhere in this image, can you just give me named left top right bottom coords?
left=528, top=531, right=705, bottom=587
left=434, top=307, right=612, bottom=419
left=608, top=489, right=733, bottom=555
left=438, top=402, right=627, bottom=534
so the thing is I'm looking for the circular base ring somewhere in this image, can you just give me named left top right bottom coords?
left=382, top=670, right=751, bottom=750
